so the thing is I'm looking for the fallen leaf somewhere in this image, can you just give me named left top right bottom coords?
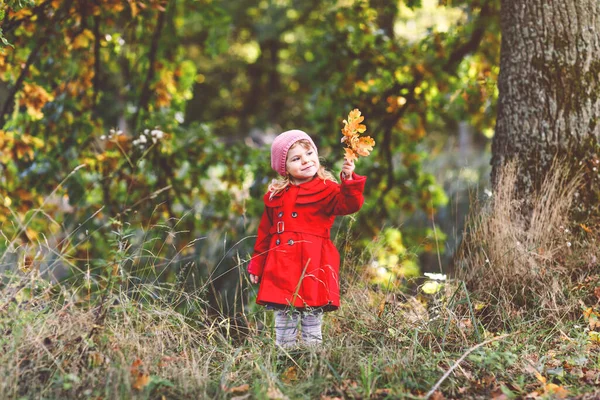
left=580, top=223, right=593, bottom=234
left=429, top=390, right=445, bottom=400
left=281, top=366, right=298, bottom=384
left=377, top=299, right=386, bottom=317
left=132, top=373, right=150, bottom=391
left=524, top=362, right=546, bottom=384
left=130, top=358, right=150, bottom=391
left=229, top=384, right=250, bottom=394
left=545, top=383, right=568, bottom=399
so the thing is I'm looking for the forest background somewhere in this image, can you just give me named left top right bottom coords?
left=0, top=0, right=497, bottom=307
left=1, top=0, right=599, bottom=399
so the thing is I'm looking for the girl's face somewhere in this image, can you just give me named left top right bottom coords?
left=286, top=141, right=320, bottom=184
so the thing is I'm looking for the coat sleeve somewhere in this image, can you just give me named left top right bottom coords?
left=247, top=204, right=273, bottom=277
left=325, top=172, right=367, bottom=216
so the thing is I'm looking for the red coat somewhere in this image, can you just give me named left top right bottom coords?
left=247, top=173, right=366, bottom=310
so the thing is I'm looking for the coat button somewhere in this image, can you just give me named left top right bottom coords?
left=288, top=239, right=294, bottom=245
left=276, top=239, right=280, bottom=245
left=278, top=211, right=283, bottom=218
left=291, top=212, right=298, bottom=218
left=286, top=186, right=290, bottom=191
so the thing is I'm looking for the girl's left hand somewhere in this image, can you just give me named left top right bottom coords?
left=341, top=159, right=355, bottom=180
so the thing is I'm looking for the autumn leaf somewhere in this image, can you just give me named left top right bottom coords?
left=281, top=366, right=298, bottom=384
left=19, top=82, right=54, bottom=120
left=544, top=383, right=568, bottom=399
left=580, top=223, right=593, bottom=234
left=589, top=331, right=600, bottom=344
left=128, top=0, right=139, bottom=17
left=71, top=29, right=94, bottom=49
left=130, top=358, right=150, bottom=391
left=356, top=136, right=375, bottom=156
left=341, top=108, right=375, bottom=161
left=582, top=305, right=600, bottom=329
left=228, top=384, right=250, bottom=394
left=343, top=147, right=358, bottom=162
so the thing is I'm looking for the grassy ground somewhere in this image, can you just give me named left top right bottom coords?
left=1, top=269, right=599, bottom=399
left=1, top=163, right=599, bottom=399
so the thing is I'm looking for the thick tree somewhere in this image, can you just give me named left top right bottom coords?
left=492, top=0, right=600, bottom=219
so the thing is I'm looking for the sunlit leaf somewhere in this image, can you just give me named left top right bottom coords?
left=341, top=108, right=375, bottom=161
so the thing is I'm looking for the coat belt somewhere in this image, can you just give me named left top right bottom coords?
left=269, top=222, right=330, bottom=238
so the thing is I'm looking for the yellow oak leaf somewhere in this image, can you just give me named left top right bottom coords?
left=344, top=147, right=358, bottom=162
left=341, top=108, right=375, bottom=161
left=356, top=136, right=375, bottom=156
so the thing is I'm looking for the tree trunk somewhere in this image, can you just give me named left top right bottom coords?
left=492, top=0, right=600, bottom=219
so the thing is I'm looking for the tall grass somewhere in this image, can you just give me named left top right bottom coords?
left=455, top=160, right=598, bottom=321
left=1, top=160, right=600, bottom=399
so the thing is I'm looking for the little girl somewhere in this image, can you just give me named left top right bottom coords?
left=248, top=129, right=366, bottom=347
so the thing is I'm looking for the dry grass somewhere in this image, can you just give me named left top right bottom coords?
left=2, top=254, right=600, bottom=399
left=0, top=275, right=222, bottom=399
left=2, top=161, right=600, bottom=398
left=455, top=160, right=596, bottom=319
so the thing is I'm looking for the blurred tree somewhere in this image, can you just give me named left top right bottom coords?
left=0, top=0, right=503, bottom=303
left=492, top=0, right=600, bottom=220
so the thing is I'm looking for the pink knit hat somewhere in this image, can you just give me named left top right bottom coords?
left=271, top=129, right=318, bottom=176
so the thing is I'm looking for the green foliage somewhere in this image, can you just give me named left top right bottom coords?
left=0, top=0, right=501, bottom=296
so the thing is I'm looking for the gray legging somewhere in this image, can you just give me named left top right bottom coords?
left=274, top=309, right=323, bottom=348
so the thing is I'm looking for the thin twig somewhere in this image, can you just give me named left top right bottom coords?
left=424, top=333, right=512, bottom=399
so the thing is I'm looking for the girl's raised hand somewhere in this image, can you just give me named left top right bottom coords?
left=341, top=158, right=355, bottom=180
left=249, top=274, right=259, bottom=284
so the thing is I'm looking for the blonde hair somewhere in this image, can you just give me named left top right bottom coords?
left=268, top=140, right=337, bottom=199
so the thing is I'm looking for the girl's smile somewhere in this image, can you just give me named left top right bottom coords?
left=286, top=143, right=320, bottom=184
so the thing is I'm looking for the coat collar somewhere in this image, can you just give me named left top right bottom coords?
left=264, top=177, right=338, bottom=206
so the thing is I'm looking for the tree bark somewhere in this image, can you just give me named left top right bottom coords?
left=492, top=0, right=600, bottom=218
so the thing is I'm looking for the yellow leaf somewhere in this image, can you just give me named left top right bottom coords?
left=545, top=383, right=568, bottom=399
left=72, top=29, right=94, bottom=49
left=340, top=108, right=375, bottom=161
left=377, top=298, right=386, bottom=317
left=589, top=331, right=600, bottom=344
left=422, top=280, right=442, bottom=294
left=343, top=147, right=358, bottom=162
left=133, top=373, right=150, bottom=391
left=355, top=136, right=375, bottom=156
left=128, top=0, right=139, bottom=17
left=533, top=370, right=546, bottom=384
left=281, top=366, right=298, bottom=383
left=580, top=223, right=592, bottom=233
